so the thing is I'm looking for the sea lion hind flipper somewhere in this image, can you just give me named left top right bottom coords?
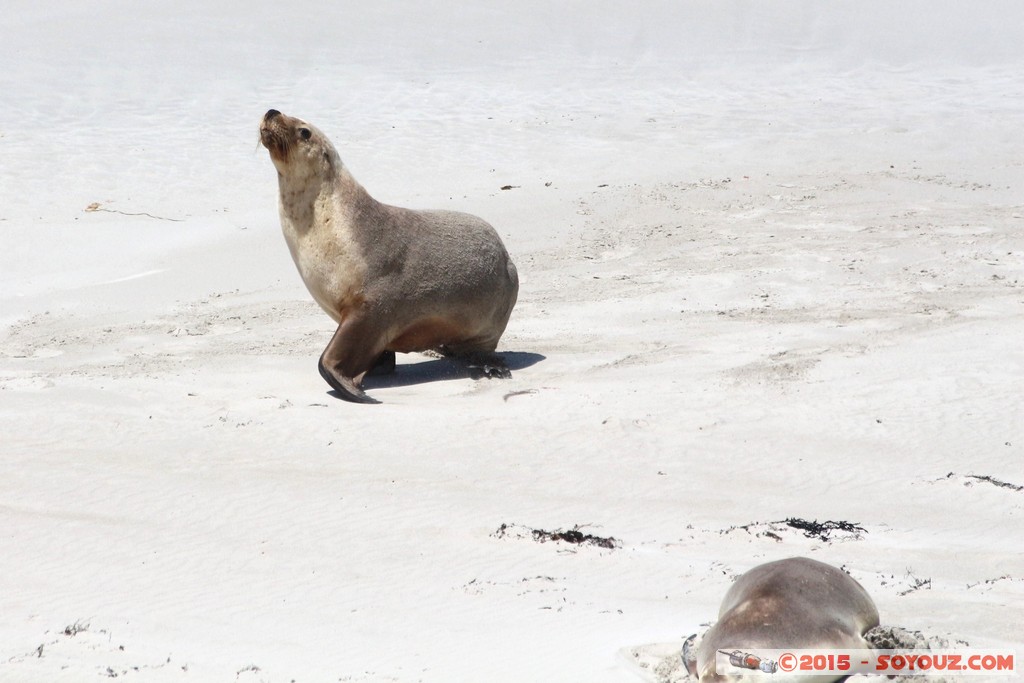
left=436, top=345, right=511, bottom=380
left=465, top=351, right=512, bottom=380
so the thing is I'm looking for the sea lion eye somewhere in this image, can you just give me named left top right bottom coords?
left=299, top=128, right=312, bottom=140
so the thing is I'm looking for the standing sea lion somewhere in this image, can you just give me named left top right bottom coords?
left=259, top=109, right=519, bottom=403
left=686, top=557, right=880, bottom=682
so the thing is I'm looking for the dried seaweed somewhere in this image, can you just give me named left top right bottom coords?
left=494, top=523, right=619, bottom=549
left=782, top=517, right=866, bottom=541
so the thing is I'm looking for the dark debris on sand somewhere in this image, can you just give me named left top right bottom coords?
left=722, top=518, right=867, bottom=542
left=782, top=517, right=867, bottom=541
left=960, top=472, right=1023, bottom=492
left=494, top=523, right=619, bottom=549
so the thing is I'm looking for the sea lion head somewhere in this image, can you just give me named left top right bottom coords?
left=259, top=109, right=341, bottom=179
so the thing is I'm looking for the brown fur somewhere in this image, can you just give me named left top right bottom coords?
left=693, top=557, right=880, bottom=682
left=259, top=109, right=519, bottom=403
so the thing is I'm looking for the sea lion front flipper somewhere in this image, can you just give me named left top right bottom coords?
left=318, top=317, right=386, bottom=404
left=318, top=357, right=379, bottom=404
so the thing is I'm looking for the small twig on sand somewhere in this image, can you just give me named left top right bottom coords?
left=965, top=473, right=1024, bottom=492
left=503, top=389, right=537, bottom=402
left=84, top=202, right=183, bottom=222
left=898, top=571, right=932, bottom=596
left=966, top=575, right=1013, bottom=590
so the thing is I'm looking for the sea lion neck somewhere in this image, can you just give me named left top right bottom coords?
left=276, top=156, right=377, bottom=236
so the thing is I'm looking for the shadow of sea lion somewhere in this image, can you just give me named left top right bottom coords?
left=358, top=351, right=545, bottom=392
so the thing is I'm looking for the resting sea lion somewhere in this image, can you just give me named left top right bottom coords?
left=685, top=557, right=880, bottom=682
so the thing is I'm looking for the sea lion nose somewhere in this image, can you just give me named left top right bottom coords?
left=265, top=109, right=281, bottom=121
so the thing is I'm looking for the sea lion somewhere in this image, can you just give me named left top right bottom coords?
left=259, top=109, right=519, bottom=403
left=685, top=557, right=880, bottom=682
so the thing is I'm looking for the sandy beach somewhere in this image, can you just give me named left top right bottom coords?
left=2, top=2, right=1022, bottom=681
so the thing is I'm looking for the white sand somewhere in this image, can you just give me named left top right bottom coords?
left=2, top=2, right=1022, bottom=681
